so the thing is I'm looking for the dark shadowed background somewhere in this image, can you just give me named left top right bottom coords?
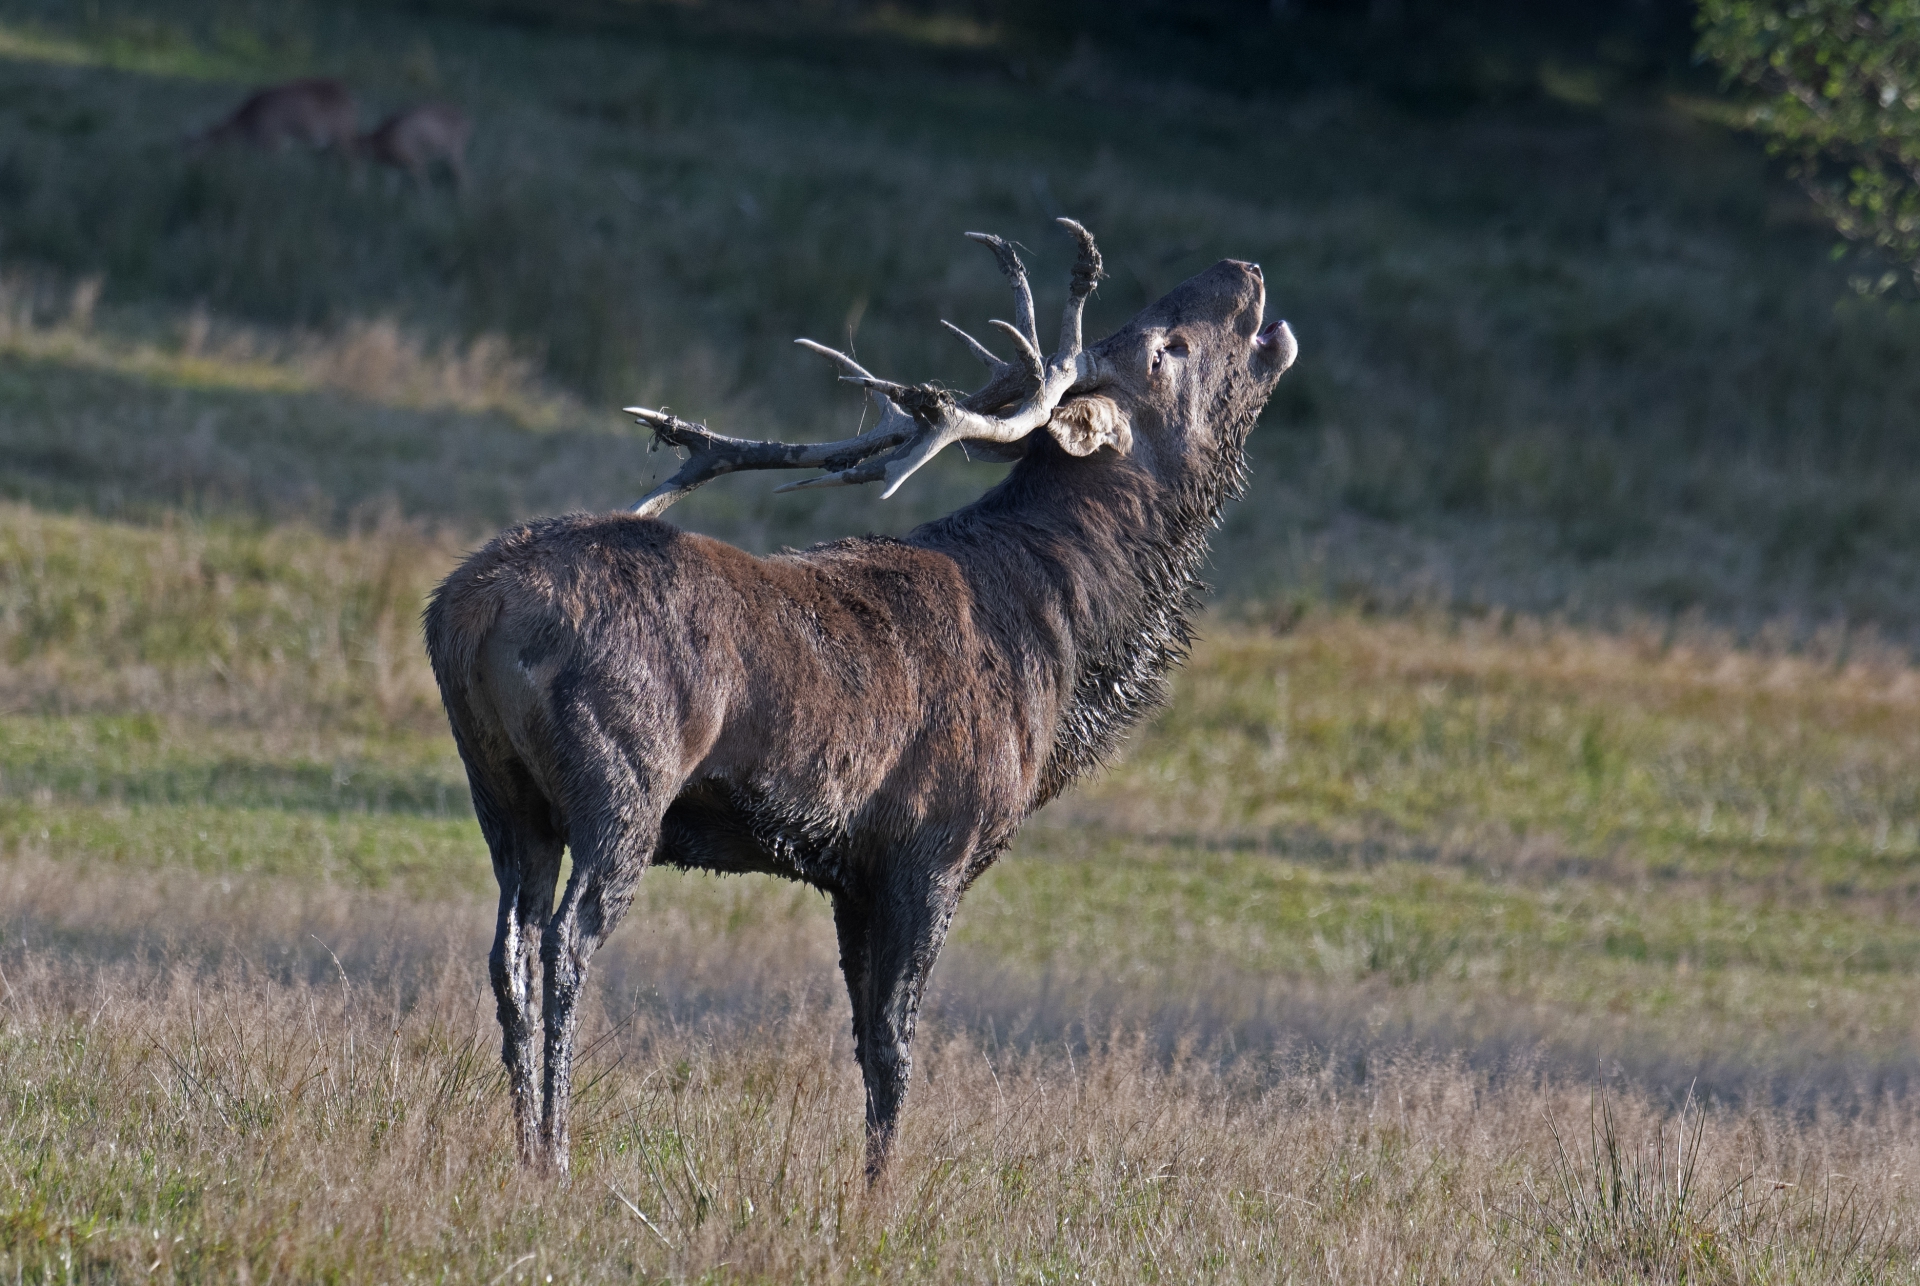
left=0, top=0, right=1914, bottom=639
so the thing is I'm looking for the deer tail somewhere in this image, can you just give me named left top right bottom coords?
left=423, top=558, right=507, bottom=715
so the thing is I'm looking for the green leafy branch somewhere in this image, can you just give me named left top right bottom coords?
left=1699, top=0, right=1920, bottom=293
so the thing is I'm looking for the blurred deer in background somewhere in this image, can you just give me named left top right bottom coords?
left=360, top=103, right=471, bottom=189
left=188, top=78, right=359, bottom=154
left=425, top=219, right=1298, bottom=1179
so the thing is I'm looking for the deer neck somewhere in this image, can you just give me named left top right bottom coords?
left=922, top=432, right=1250, bottom=810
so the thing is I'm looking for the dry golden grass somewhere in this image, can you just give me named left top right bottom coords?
left=1, top=856, right=1916, bottom=1284
left=0, top=271, right=575, bottom=430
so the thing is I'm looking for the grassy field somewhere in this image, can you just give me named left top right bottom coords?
left=5, top=897, right=1918, bottom=1283
left=0, top=505, right=1916, bottom=1279
left=0, top=0, right=1917, bottom=1279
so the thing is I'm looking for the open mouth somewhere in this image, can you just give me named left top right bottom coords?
left=1253, top=319, right=1298, bottom=373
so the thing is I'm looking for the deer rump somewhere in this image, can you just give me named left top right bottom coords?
left=425, top=221, right=1297, bottom=1179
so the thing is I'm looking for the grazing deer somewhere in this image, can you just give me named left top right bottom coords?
left=359, top=103, right=471, bottom=189
left=425, top=220, right=1298, bottom=1178
left=189, top=78, right=359, bottom=154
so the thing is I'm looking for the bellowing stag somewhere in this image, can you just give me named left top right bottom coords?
left=189, top=78, right=359, bottom=154
left=359, top=102, right=471, bottom=189
left=424, top=220, right=1298, bottom=1177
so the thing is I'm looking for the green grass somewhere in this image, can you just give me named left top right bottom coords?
left=1082, top=619, right=1920, bottom=886
left=0, top=505, right=1913, bottom=1096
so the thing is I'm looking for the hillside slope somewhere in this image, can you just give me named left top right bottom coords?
left=0, top=0, right=1913, bottom=640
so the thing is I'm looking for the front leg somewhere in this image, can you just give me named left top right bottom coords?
left=832, top=867, right=960, bottom=1181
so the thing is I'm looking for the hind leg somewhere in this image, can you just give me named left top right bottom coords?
left=473, top=773, right=563, bottom=1164
left=539, top=828, right=654, bottom=1170
left=538, top=723, right=665, bottom=1172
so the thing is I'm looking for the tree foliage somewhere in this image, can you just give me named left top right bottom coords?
left=1698, top=1, right=1920, bottom=292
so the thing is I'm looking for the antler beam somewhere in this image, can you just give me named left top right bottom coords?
left=627, top=218, right=1105, bottom=516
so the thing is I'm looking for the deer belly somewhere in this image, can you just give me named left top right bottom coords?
left=657, top=778, right=850, bottom=890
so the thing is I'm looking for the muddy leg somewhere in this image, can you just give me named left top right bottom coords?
left=476, top=785, right=563, bottom=1164
left=834, top=871, right=959, bottom=1181
left=538, top=854, right=646, bottom=1170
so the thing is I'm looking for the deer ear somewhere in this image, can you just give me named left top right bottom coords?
left=1045, top=395, right=1132, bottom=458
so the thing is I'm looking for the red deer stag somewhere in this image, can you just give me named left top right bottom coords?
left=189, top=78, right=359, bottom=154
left=425, top=219, right=1298, bottom=1178
left=359, top=102, right=471, bottom=189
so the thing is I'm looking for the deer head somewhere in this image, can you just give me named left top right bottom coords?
left=1065, top=257, right=1297, bottom=481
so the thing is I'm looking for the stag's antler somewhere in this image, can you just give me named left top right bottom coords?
left=627, top=218, right=1105, bottom=518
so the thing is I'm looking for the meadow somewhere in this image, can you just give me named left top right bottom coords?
left=0, top=0, right=1916, bottom=1280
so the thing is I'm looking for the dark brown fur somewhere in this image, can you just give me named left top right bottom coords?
left=425, top=257, right=1296, bottom=1176
left=190, top=78, right=359, bottom=154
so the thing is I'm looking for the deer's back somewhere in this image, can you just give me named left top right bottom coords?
left=224, top=79, right=356, bottom=148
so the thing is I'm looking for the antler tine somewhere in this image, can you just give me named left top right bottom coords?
left=936, top=231, right=1050, bottom=414
left=965, top=231, right=1039, bottom=351
left=794, top=337, right=878, bottom=382
left=774, top=456, right=889, bottom=493
left=987, top=319, right=1045, bottom=382
left=940, top=319, right=1002, bottom=369
left=1054, top=217, right=1105, bottom=360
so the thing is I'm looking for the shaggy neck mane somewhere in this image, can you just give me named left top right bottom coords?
left=919, top=376, right=1260, bottom=810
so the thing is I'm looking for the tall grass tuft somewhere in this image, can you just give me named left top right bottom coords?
left=1528, top=1091, right=1732, bottom=1280
left=1511, top=1086, right=1905, bottom=1283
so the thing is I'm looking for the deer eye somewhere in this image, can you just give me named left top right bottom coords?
left=1166, top=338, right=1190, bottom=357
